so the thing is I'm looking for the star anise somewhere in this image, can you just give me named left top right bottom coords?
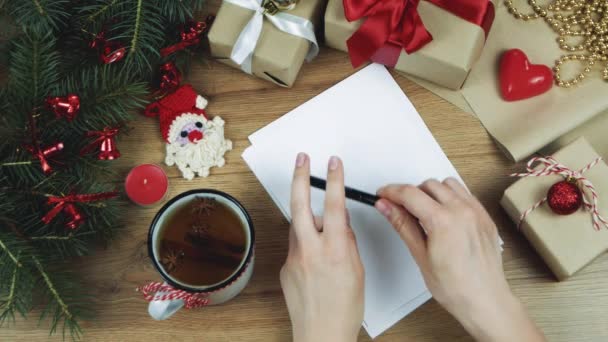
left=160, top=248, right=184, bottom=274
left=191, top=197, right=216, bottom=217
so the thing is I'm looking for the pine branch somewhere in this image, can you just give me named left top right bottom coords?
left=0, top=236, right=21, bottom=267
left=111, top=0, right=165, bottom=76
left=4, top=0, right=69, bottom=35
left=84, top=0, right=118, bottom=23
left=0, top=0, right=205, bottom=338
left=130, top=0, right=143, bottom=55
left=48, top=65, right=149, bottom=134
left=0, top=232, right=35, bottom=326
left=7, top=30, right=60, bottom=103
left=1, top=267, right=19, bottom=319
left=33, top=256, right=87, bottom=340
left=0, top=256, right=34, bottom=326
left=155, top=0, right=207, bottom=23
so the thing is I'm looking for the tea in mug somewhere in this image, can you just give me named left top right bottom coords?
left=157, top=197, right=247, bottom=286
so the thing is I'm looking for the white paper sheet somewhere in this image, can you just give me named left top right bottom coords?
left=243, top=64, right=465, bottom=338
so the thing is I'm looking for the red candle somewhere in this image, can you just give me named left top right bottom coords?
left=125, top=164, right=169, bottom=206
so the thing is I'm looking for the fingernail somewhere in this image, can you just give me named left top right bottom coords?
left=375, top=200, right=391, bottom=218
left=296, top=153, right=306, bottom=167
left=328, top=156, right=339, bottom=170
left=376, top=186, right=386, bottom=194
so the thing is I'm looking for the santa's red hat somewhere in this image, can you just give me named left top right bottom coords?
left=144, top=85, right=208, bottom=143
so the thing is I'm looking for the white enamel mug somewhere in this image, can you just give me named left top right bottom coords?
left=146, top=189, right=255, bottom=320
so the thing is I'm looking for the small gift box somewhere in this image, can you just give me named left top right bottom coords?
left=501, top=138, right=608, bottom=280
left=208, top=0, right=323, bottom=87
left=324, top=0, right=497, bottom=90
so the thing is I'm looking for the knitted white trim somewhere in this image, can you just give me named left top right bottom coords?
left=195, top=95, right=208, bottom=110
left=167, top=113, right=208, bottom=143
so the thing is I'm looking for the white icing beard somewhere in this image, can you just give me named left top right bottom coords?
left=165, top=116, right=233, bottom=180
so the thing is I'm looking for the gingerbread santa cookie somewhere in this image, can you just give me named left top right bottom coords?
left=144, top=85, right=232, bottom=180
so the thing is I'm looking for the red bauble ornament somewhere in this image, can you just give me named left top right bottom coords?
left=499, top=49, right=553, bottom=102
left=46, top=94, right=80, bottom=121
left=159, top=62, right=182, bottom=92
left=547, top=180, right=583, bottom=215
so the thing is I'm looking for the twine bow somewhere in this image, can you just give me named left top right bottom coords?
left=42, top=191, right=120, bottom=229
left=137, top=282, right=209, bottom=309
left=511, top=156, right=608, bottom=231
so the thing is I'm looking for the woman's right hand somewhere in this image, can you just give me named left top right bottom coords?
left=375, top=178, right=545, bottom=342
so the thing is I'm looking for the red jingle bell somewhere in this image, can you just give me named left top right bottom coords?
left=46, top=94, right=80, bottom=121
left=81, top=127, right=121, bottom=160
left=63, top=203, right=85, bottom=230
left=547, top=179, right=583, bottom=215
left=100, top=40, right=126, bottom=64
left=98, top=134, right=120, bottom=160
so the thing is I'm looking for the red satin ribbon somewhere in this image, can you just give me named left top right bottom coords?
left=42, top=191, right=119, bottom=228
left=80, top=127, right=120, bottom=156
left=344, top=0, right=495, bottom=68
left=161, top=39, right=200, bottom=57
left=160, top=19, right=210, bottom=57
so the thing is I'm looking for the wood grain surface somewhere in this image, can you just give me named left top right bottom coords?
left=3, top=9, right=608, bottom=342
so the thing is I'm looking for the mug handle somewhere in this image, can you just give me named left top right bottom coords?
left=147, top=282, right=185, bottom=320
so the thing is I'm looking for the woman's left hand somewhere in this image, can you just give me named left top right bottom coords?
left=280, top=153, right=365, bottom=342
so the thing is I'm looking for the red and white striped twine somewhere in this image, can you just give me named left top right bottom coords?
left=510, top=156, right=608, bottom=231
left=137, top=282, right=209, bottom=309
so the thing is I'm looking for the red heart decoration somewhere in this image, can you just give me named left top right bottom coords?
left=499, top=49, right=553, bottom=102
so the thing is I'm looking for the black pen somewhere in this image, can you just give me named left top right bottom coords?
left=310, top=176, right=380, bottom=207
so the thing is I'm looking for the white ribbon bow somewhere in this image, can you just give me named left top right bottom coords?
left=224, top=0, right=319, bottom=75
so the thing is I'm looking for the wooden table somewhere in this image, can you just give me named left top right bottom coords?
left=4, top=48, right=608, bottom=341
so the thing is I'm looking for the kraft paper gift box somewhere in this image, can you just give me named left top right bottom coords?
left=208, top=0, right=324, bottom=88
left=324, top=0, right=497, bottom=90
left=501, top=138, right=608, bottom=280
left=404, top=2, right=608, bottom=163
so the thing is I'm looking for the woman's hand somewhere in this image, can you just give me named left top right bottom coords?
left=376, top=179, right=545, bottom=342
left=281, top=154, right=364, bottom=342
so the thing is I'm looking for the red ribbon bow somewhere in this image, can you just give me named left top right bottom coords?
left=80, top=127, right=121, bottom=160
left=344, top=0, right=495, bottom=68
left=42, top=191, right=120, bottom=230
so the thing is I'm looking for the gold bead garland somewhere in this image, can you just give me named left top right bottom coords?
left=504, top=0, right=608, bottom=87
